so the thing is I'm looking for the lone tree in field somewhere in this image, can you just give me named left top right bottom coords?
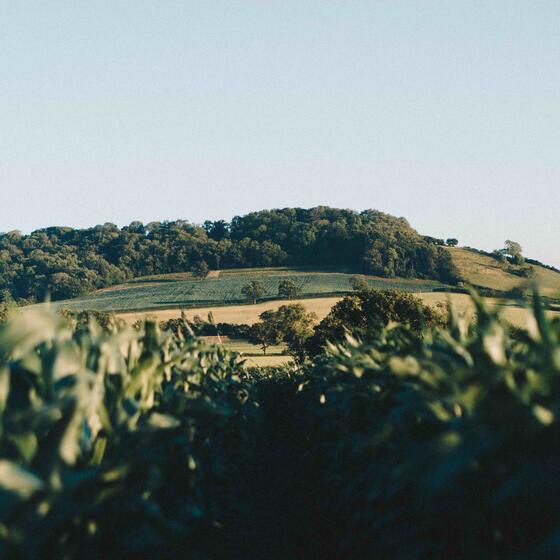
left=278, top=279, right=300, bottom=300
left=252, top=304, right=317, bottom=363
left=446, top=238, right=459, bottom=247
left=241, top=281, right=266, bottom=304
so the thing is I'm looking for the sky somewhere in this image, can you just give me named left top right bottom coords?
left=1, top=1, right=559, bottom=266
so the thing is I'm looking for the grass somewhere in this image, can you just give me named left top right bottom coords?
left=119, top=296, right=342, bottom=325
left=221, top=339, right=287, bottom=356
left=418, top=292, right=560, bottom=328
left=447, top=247, right=560, bottom=298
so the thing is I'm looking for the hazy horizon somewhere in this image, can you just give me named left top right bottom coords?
left=2, top=1, right=559, bottom=267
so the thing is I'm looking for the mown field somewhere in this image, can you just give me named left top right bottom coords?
left=44, top=270, right=447, bottom=313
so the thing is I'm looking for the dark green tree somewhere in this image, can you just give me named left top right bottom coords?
left=241, top=281, right=266, bottom=304
left=278, top=279, right=300, bottom=300
left=306, top=288, right=439, bottom=356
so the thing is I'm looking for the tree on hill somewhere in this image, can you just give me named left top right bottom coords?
left=446, top=238, right=459, bottom=247
left=191, top=260, right=209, bottom=278
left=241, top=281, right=266, bottom=304
left=503, top=240, right=524, bottom=265
left=278, top=279, right=300, bottom=300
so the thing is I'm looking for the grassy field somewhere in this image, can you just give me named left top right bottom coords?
left=419, top=292, right=560, bottom=328
left=447, top=247, right=560, bottom=298
left=118, top=296, right=342, bottom=325
left=119, top=292, right=560, bottom=329
left=119, top=292, right=560, bottom=368
left=45, top=270, right=446, bottom=313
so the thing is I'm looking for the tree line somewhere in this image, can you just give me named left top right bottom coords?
left=0, top=206, right=459, bottom=304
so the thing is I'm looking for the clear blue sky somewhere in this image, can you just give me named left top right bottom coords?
left=1, top=1, right=559, bottom=266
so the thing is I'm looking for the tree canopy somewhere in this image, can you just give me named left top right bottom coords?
left=306, top=288, right=440, bottom=356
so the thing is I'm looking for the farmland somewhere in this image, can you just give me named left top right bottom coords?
left=44, top=270, right=447, bottom=313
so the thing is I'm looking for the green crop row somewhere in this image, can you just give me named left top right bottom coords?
left=47, top=272, right=445, bottom=313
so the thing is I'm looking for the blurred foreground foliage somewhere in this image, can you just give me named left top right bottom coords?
left=0, top=294, right=560, bottom=558
left=0, top=309, right=258, bottom=559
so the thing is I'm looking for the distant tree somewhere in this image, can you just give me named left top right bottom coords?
left=492, top=249, right=508, bottom=264
left=241, top=281, right=266, bottom=304
left=204, top=220, right=229, bottom=241
left=278, top=279, right=300, bottom=300
left=253, top=304, right=317, bottom=363
left=278, top=305, right=317, bottom=364
left=191, top=260, right=209, bottom=278
left=446, top=238, right=459, bottom=247
left=423, top=236, right=445, bottom=246
left=49, top=273, right=83, bottom=300
left=504, top=240, right=524, bottom=265
left=497, top=240, right=525, bottom=265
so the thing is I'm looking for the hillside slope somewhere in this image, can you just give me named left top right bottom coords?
left=44, top=269, right=446, bottom=313
left=448, top=247, right=560, bottom=299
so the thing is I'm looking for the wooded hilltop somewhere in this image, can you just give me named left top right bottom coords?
left=0, top=207, right=459, bottom=304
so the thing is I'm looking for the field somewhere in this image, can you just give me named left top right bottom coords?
left=120, top=292, right=560, bottom=329
left=118, top=296, right=342, bottom=325
left=448, top=247, right=560, bottom=298
left=34, top=252, right=560, bottom=370
left=116, top=293, right=560, bottom=368
left=44, top=270, right=446, bottom=313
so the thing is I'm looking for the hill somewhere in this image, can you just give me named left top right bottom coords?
left=43, top=268, right=447, bottom=313
left=0, top=207, right=458, bottom=304
left=449, top=247, right=560, bottom=299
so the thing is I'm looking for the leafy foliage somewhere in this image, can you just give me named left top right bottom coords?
left=278, top=279, right=300, bottom=299
left=270, top=294, right=560, bottom=558
left=241, top=281, right=266, bottom=304
left=0, top=309, right=258, bottom=559
left=2, top=294, right=560, bottom=558
left=306, top=288, right=441, bottom=356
